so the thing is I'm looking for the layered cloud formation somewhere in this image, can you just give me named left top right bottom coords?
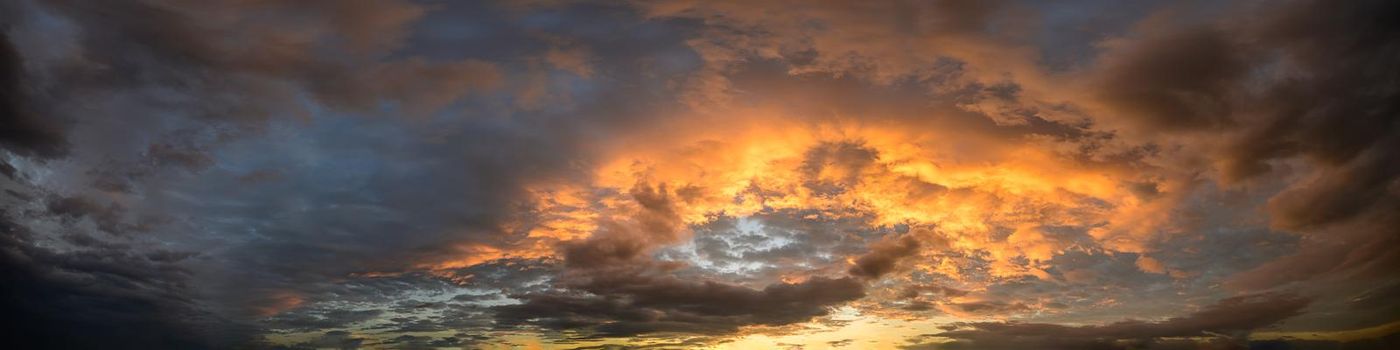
left=1, top=0, right=1397, bottom=349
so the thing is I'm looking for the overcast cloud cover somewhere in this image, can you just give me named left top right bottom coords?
left=1, top=0, right=1398, bottom=349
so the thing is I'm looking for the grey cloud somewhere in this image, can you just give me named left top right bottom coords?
left=493, top=273, right=864, bottom=338
left=0, top=30, right=67, bottom=158
left=849, top=234, right=921, bottom=279
left=281, top=331, right=365, bottom=350
left=45, top=195, right=126, bottom=233
left=264, top=309, right=384, bottom=333
left=928, top=293, right=1311, bottom=349
left=0, top=0, right=521, bottom=346
left=562, top=183, right=685, bottom=269
left=0, top=213, right=238, bottom=349
left=1090, top=26, right=1244, bottom=132
left=1086, top=0, right=1400, bottom=236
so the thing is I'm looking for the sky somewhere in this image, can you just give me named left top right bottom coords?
left=1, top=0, right=1398, bottom=349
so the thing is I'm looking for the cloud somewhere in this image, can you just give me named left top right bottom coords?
left=497, top=182, right=866, bottom=338
left=282, top=331, right=365, bottom=350
left=926, top=293, right=1312, bottom=349
left=0, top=31, right=67, bottom=158
left=0, top=0, right=502, bottom=167
left=494, top=273, right=864, bottom=337
left=1075, top=0, right=1400, bottom=256
left=561, top=183, right=687, bottom=269
left=849, top=234, right=921, bottom=279
left=0, top=213, right=239, bottom=349
left=1135, top=255, right=1166, bottom=274
left=2, top=0, right=1398, bottom=347
left=0, top=0, right=514, bottom=346
left=4, top=1, right=710, bottom=344
left=635, top=0, right=1400, bottom=296
left=1087, top=25, right=1244, bottom=133
left=802, top=141, right=880, bottom=197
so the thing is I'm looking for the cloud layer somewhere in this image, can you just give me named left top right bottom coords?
left=1, top=0, right=1397, bottom=348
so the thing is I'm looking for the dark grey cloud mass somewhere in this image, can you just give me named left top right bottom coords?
left=917, top=293, right=1312, bottom=349
left=494, top=273, right=864, bottom=338
left=1, top=207, right=227, bottom=348
left=848, top=234, right=921, bottom=279
left=0, top=31, right=65, bottom=158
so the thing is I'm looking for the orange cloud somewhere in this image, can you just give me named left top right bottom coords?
left=403, top=105, right=1198, bottom=298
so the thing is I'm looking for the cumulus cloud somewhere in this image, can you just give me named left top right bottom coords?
left=497, top=182, right=867, bottom=338
left=633, top=0, right=1400, bottom=299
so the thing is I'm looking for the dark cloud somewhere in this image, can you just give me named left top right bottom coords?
left=1, top=0, right=518, bottom=346
left=281, top=331, right=365, bottom=350
left=945, top=300, right=1032, bottom=316
left=143, top=142, right=214, bottom=171
left=494, top=272, right=864, bottom=337
left=561, top=183, right=686, bottom=270
left=45, top=195, right=125, bottom=233
left=927, top=293, right=1311, bottom=349
left=1042, top=3, right=1400, bottom=326
left=0, top=31, right=66, bottom=158
left=908, top=336, right=1400, bottom=350
left=1091, top=26, right=1245, bottom=132
left=264, top=309, right=384, bottom=333
left=0, top=213, right=241, bottom=349
left=1087, top=0, right=1400, bottom=233
left=375, top=334, right=478, bottom=350
left=1, top=0, right=502, bottom=182
left=848, top=234, right=921, bottom=279
left=33, top=0, right=475, bottom=107
left=1249, top=334, right=1400, bottom=350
